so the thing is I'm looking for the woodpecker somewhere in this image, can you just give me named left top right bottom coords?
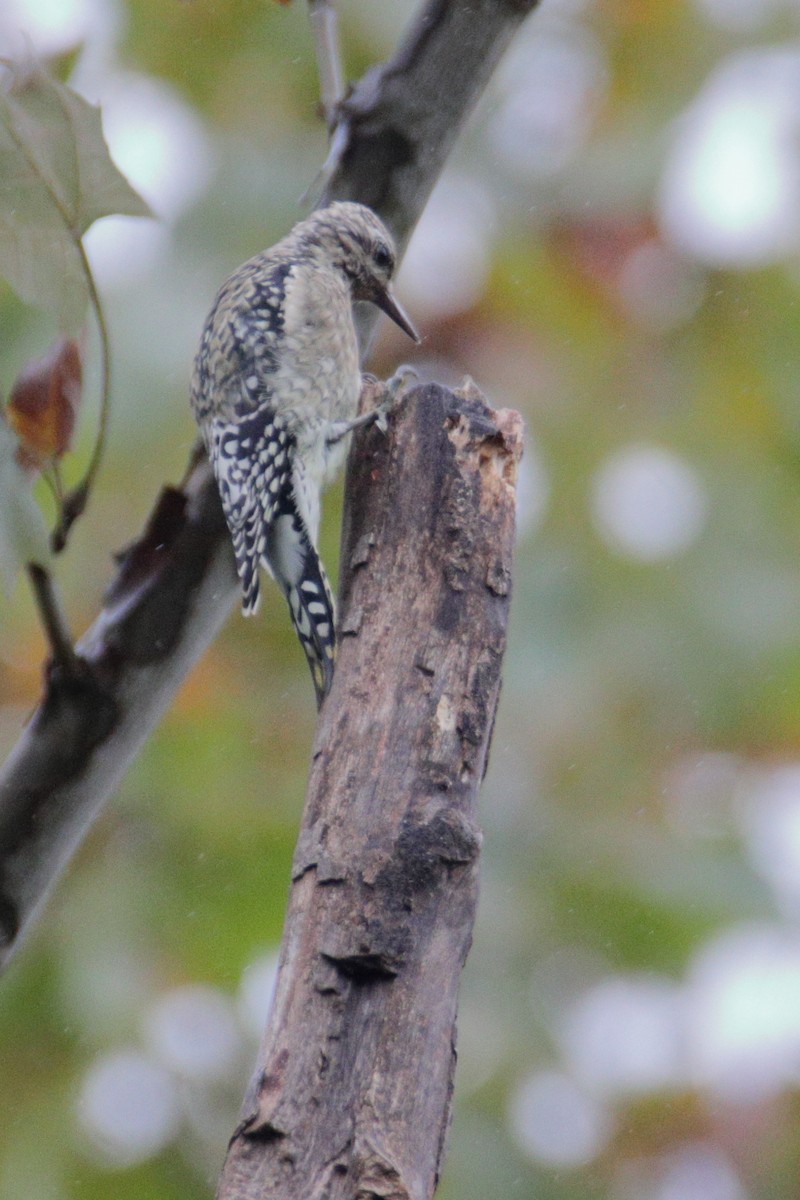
left=190, top=201, right=419, bottom=706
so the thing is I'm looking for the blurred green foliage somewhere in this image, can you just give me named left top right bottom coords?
left=3, top=1, right=800, bottom=1197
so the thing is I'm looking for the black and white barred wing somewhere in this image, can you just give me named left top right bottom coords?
left=208, top=408, right=291, bottom=615
left=208, top=410, right=337, bottom=704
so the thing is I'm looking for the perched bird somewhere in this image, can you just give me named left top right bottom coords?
left=191, top=201, right=419, bottom=706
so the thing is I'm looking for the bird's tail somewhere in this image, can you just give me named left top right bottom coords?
left=285, top=567, right=336, bottom=707
left=266, top=507, right=337, bottom=708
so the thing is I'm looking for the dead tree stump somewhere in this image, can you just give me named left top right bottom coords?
left=218, top=381, right=522, bottom=1200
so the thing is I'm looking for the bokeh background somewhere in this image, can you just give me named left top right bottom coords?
left=2, top=0, right=800, bottom=1196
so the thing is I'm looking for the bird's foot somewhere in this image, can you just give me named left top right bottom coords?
left=328, top=368, right=420, bottom=446
left=372, top=365, right=420, bottom=433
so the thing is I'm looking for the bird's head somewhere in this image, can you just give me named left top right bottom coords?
left=301, top=201, right=419, bottom=343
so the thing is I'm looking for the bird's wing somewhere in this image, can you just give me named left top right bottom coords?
left=208, top=410, right=337, bottom=704
left=208, top=407, right=293, bottom=615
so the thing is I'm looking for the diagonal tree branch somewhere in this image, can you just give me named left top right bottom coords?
left=0, top=471, right=238, bottom=958
left=0, top=0, right=540, bottom=971
left=324, top=0, right=534, bottom=246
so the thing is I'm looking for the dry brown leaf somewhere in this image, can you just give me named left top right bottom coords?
left=8, top=338, right=83, bottom=470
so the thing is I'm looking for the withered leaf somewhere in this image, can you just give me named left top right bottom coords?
left=8, top=338, right=82, bottom=469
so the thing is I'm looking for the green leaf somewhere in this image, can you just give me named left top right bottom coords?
left=0, top=417, right=51, bottom=592
left=0, top=63, right=152, bottom=329
left=0, top=208, right=86, bottom=331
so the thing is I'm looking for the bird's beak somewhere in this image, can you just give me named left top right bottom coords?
left=375, top=285, right=420, bottom=343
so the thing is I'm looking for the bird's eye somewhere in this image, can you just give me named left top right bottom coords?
left=373, top=243, right=392, bottom=271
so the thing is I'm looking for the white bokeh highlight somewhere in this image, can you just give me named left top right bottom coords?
left=655, top=1144, right=749, bottom=1200
left=145, top=984, right=244, bottom=1083
left=659, top=49, right=800, bottom=267
left=617, top=1143, right=749, bottom=1200
left=77, top=1050, right=181, bottom=1167
left=509, top=1069, right=613, bottom=1167
left=591, top=445, right=709, bottom=561
left=81, top=72, right=214, bottom=287
left=0, top=0, right=116, bottom=56
left=91, top=73, right=214, bottom=223
left=489, top=23, right=606, bottom=179
left=397, top=175, right=494, bottom=321
left=686, top=923, right=800, bottom=1101
left=739, top=765, right=800, bottom=913
left=559, top=976, right=686, bottom=1096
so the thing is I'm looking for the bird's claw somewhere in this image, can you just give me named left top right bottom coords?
left=354, top=367, right=419, bottom=438
left=386, top=364, right=419, bottom=400
left=374, top=402, right=391, bottom=434
left=372, top=366, right=419, bottom=434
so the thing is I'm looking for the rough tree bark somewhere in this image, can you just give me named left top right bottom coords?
left=0, top=0, right=540, bottom=971
left=218, top=382, right=522, bottom=1200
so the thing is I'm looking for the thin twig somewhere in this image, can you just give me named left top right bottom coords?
left=299, top=0, right=349, bottom=207
left=51, top=240, right=111, bottom=552
left=308, top=0, right=345, bottom=125
left=25, top=562, right=80, bottom=675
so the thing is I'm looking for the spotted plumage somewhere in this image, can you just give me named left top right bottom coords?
left=190, top=201, right=418, bottom=706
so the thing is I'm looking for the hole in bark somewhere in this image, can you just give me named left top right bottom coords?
left=243, top=1121, right=286, bottom=1144
left=321, top=950, right=399, bottom=983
